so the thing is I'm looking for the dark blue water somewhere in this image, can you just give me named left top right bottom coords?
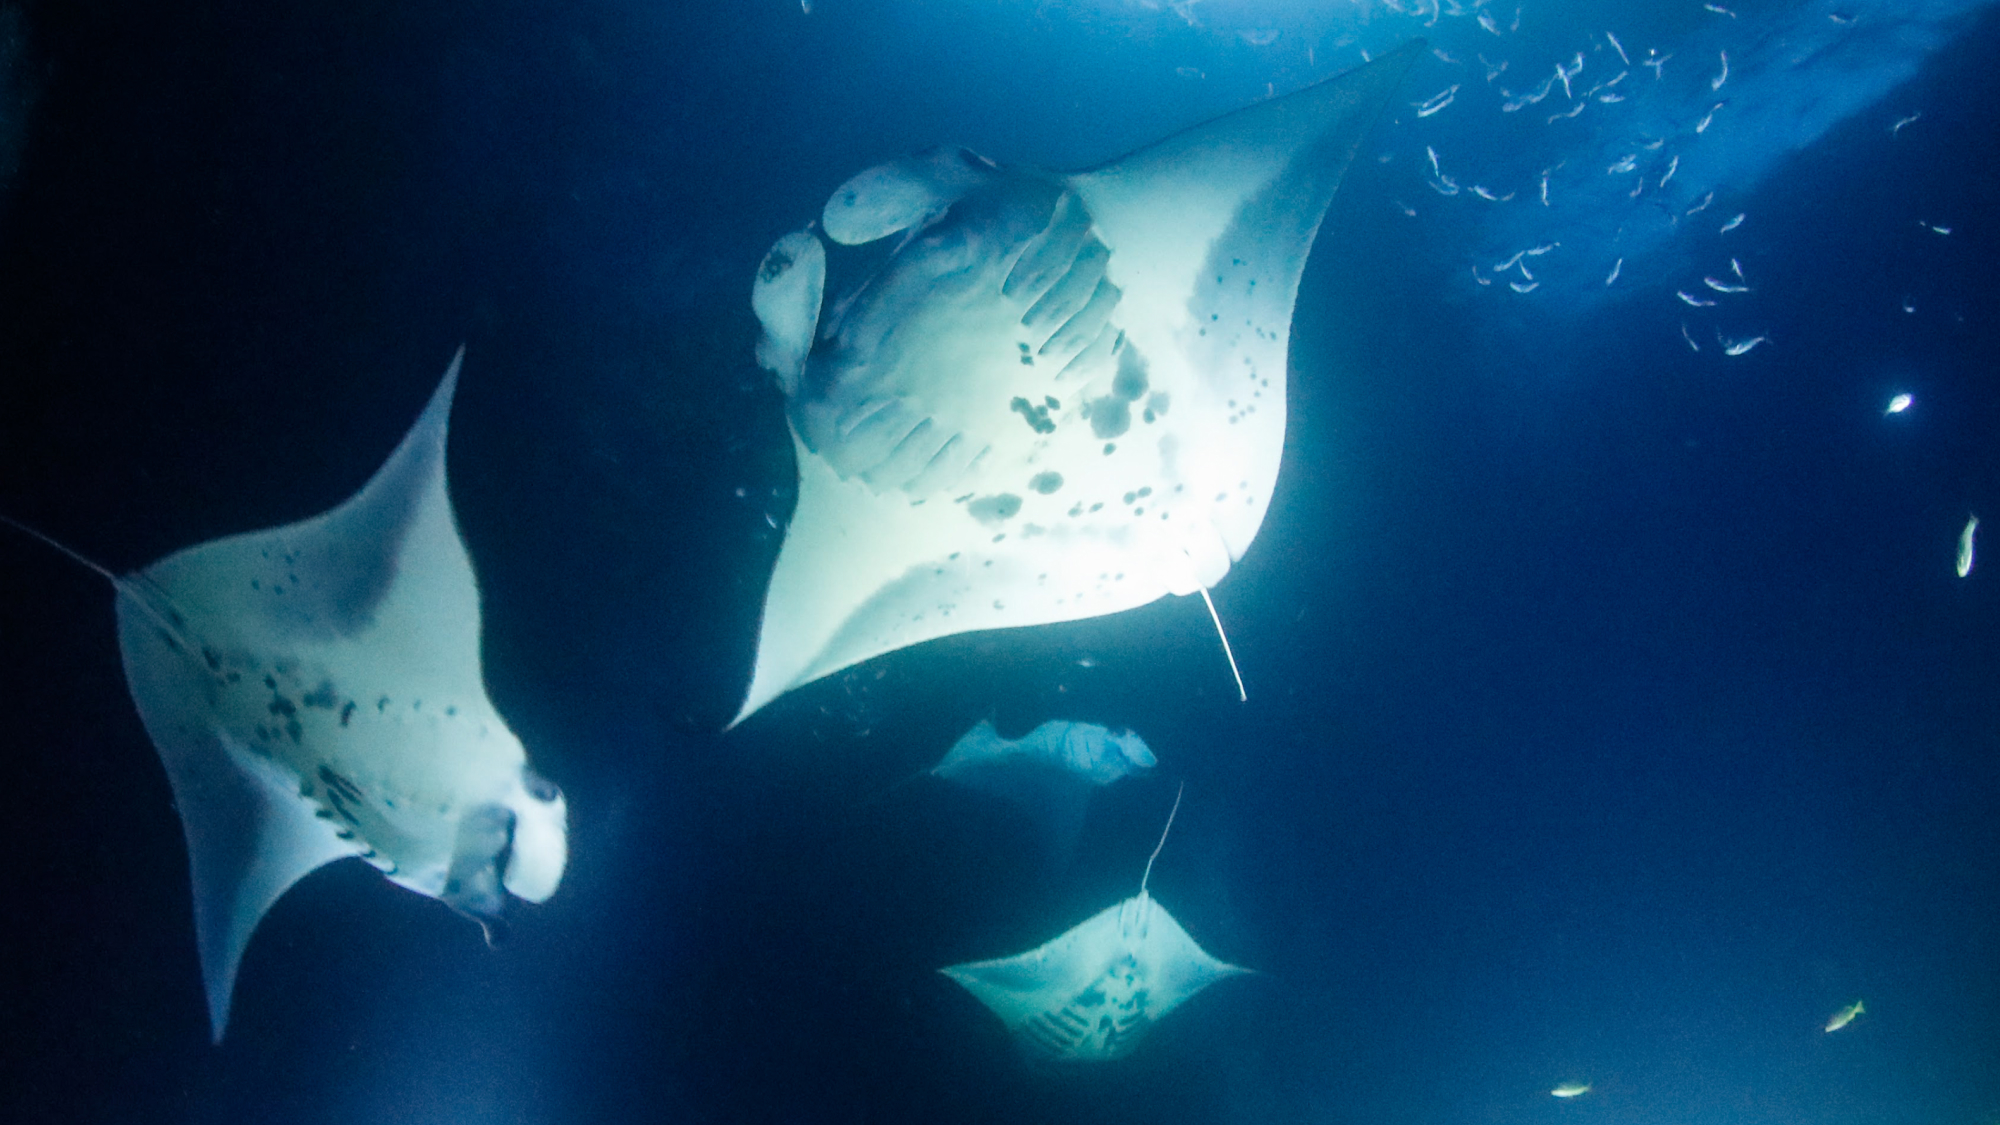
left=2, top=1, right=1996, bottom=1122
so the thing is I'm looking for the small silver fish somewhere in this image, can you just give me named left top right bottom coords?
left=1825, top=1000, right=1865, bottom=1032
left=1958, top=516, right=1979, bottom=578
left=1414, top=84, right=1460, bottom=116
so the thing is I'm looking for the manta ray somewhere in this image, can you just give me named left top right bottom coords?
left=5, top=350, right=567, bottom=1040
left=928, top=719, right=1155, bottom=860
left=735, top=43, right=1422, bottom=724
left=940, top=786, right=1250, bottom=1061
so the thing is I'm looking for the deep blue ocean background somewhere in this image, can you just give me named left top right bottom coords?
left=2, top=1, right=1997, bottom=1122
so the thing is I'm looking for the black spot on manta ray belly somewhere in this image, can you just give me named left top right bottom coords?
left=1009, top=396, right=1055, bottom=434
left=966, top=493, right=1023, bottom=524
left=1088, top=398, right=1130, bottom=438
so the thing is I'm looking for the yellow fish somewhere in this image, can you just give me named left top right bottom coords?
left=1825, top=1000, right=1865, bottom=1032
left=1551, top=1083, right=1591, bottom=1098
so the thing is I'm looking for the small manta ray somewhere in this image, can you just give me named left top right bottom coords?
left=3, top=349, right=567, bottom=1040
left=929, top=718, right=1156, bottom=859
left=733, top=42, right=1424, bottom=725
left=940, top=785, right=1251, bottom=1061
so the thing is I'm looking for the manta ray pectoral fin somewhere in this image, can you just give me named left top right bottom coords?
left=1068, top=39, right=1424, bottom=566
left=110, top=679, right=354, bottom=1042
left=1070, top=38, right=1424, bottom=297
left=186, top=746, right=355, bottom=1041
left=134, top=347, right=471, bottom=652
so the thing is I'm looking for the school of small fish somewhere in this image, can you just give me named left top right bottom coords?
left=1213, top=0, right=1943, bottom=372
left=1206, top=3, right=1978, bottom=694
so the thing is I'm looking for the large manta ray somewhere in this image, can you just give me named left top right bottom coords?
left=736, top=43, right=1422, bottom=725
left=7, top=351, right=568, bottom=1039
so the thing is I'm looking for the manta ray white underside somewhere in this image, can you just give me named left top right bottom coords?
left=942, top=890, right=1249, bottom=1062
left=104, top=351, right=567, bottom=1039
left=736, top=43, right=1421, bottom=724
left=940, top=787, right=1249, bottom=1061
